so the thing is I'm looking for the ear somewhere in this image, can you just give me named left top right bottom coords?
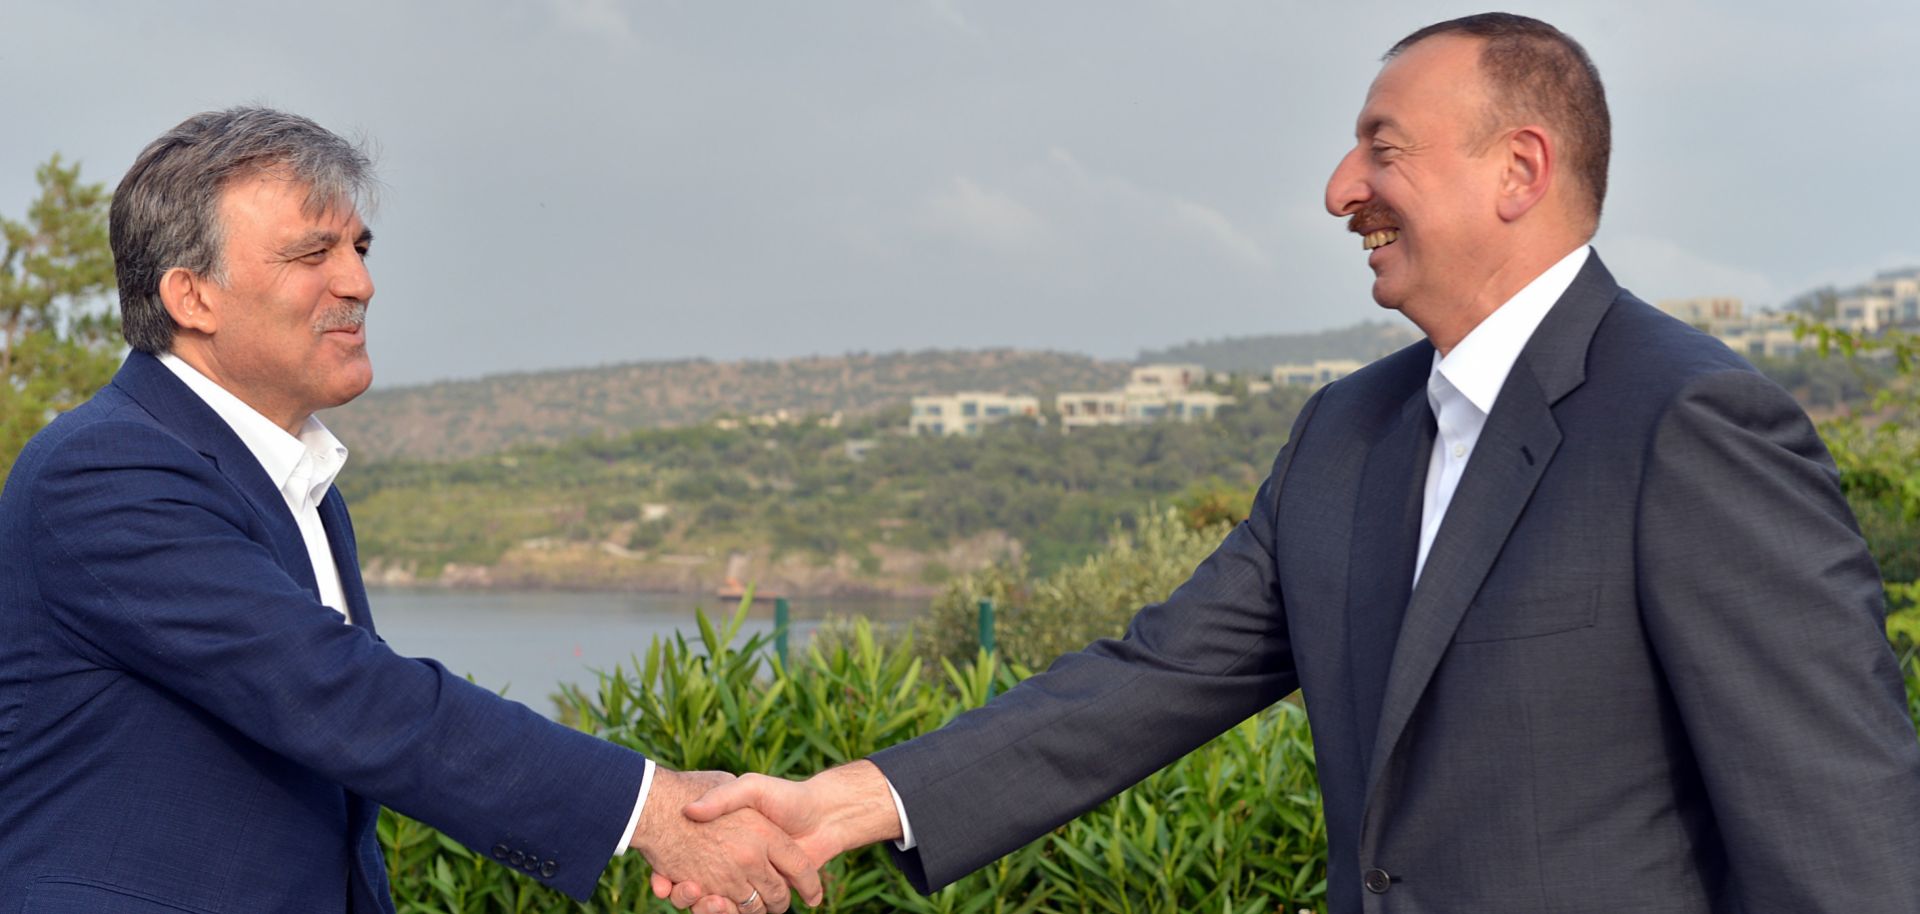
left=159, top=267, right=220, bottom=335
left=1495, top=126, right=1552, bottom=222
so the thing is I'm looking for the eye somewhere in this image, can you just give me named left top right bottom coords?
left=1370, top=143, right=1398, bottom=160
left=299, top=249, right=328, bottom=264
left=355, top=244, right=371, bottom=260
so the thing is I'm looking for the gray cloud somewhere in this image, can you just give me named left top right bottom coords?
left=3, top=0, right=1911, bottom=386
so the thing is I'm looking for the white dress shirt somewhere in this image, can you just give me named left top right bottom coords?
left=1414, top=244, right=1589, bottom=583
left=888, top=245, right=1592, bottom=852
left=156, top=353, right=654, bottom=856
left=158, top=353, right=353, bottom=620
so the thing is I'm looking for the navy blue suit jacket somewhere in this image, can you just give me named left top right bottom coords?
left=0, top=351, right=650, bottom=912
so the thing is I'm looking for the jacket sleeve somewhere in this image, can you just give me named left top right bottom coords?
left=26, top=419, right=650, bottom=901
left=871, top=387, right=1326, bottom=893
left=1636, top=368, right=1920, bottom=912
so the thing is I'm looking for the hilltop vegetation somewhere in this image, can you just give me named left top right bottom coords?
left=1138, top=320, right=1419, bottom=372
left=322, top=349, right=1130, bottom=462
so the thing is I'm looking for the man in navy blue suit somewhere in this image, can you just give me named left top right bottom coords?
left=0, top=107, right=820, bottom=914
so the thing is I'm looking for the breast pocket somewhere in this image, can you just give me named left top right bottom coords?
left=1453, top=583, right=1600, bottom=644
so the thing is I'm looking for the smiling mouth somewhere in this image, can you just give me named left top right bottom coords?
left=1361, top=229, right=1400, bottom=251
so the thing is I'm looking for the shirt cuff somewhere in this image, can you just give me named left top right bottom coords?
left=884, top=773, right=916, bottom=851
left=615, top=758, right=656, bottom=856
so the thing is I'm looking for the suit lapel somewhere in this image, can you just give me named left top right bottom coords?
left=319, top=489, right=377, bottom=633
left=1346, top=386, right=1436, bottom=771
left=1361, top=251, right=1621, bottom=800
left=111, top=352, right=321, bottom=597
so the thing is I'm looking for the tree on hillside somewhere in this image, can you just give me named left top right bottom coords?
left=1785, top=285, right=1840, bottom=320
left=1, top=156, right=118, bottom=482
left=1794, top=319, right=1920, bottom=653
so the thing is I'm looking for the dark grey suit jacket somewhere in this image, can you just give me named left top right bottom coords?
left=870, top=253, right=1920, bottom=913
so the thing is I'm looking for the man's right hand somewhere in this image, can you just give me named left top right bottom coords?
left=651, top=761, right=905, bottom=913
left=632, top=768, right=824, bottom=913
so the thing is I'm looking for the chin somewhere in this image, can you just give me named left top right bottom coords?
left=1370, top=279, right=1408, bottom=312
left=343, top=374, right=374, bottom=405
left=326, top=365, right=375, bottom=408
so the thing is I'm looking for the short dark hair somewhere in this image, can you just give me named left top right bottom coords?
left=111, top=107, right=376, bottom=354
left=1388, top=13, right=1610, bottom=230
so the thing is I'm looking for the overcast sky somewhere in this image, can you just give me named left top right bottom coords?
left=4, top=0, right=1914, bottom=387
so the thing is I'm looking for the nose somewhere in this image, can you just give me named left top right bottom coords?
left=1325, top=145, right=1370, bottom=218
left=331, top=249, right=374, bottom=303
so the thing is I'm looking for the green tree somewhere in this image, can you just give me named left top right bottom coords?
left=918, top=507, right=1232, bottom=670
left=1, top=155, right=119, bottom=482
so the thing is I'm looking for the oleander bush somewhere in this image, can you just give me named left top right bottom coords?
left=381, top=605, right=1329, bottom=913
left=917, top=507, right=1233, bottom=672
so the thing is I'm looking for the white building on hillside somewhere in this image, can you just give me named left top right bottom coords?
left=1272, top=359, right=1364, bottom=388
left=909, top=392, right=1041, bottom=437
left=1127, top=363, right=1205, bottom=391
left=1058, top=363, right=1233, bottom=431
left=1657, top=296, right=1745, bottom=325
left=1656, top=297, right=1803, bottom=359
left=1835, top=268, right=1920, bottom=333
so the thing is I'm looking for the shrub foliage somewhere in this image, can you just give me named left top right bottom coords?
left=382, top=606, right=1329, bottom=913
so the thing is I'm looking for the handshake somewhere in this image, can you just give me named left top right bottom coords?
left=632, top=760, right=904, bottom=914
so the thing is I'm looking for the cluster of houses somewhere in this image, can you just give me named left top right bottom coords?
left=1832, top=266, right=1920, bottom=332
left=907, top=363, right=1228, bottom=437
left=1657, top=266, right=1920, bottom=360
left=908, top=360, right=1365, bottom=437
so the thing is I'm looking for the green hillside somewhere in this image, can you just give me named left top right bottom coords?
left=336, top=386, right=1316, bottom=597
left=322, top=349, right=1129, bottom=462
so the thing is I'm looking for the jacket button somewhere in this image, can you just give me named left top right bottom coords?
left=541, top=860, right=558, bottom=878
left=510, top=850, right=526, bottom=867
left=1363, top=867, right=1393, bottom=894
left=491, top=844, right=509, bottom=860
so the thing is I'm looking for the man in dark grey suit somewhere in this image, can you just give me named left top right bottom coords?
left=661, top=13, right=1920, bottom=913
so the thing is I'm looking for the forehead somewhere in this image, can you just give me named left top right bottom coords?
left=216, top=173, right=365, bottom=244
left=1356, top=34, right=1488, bottom=134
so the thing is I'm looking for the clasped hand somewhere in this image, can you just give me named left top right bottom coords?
left=645, top=762, right=903, bottom=914
left=632, top=768, right=825, bottom=913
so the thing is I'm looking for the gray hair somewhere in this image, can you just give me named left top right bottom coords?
left=111, top=106, right=376, bottom=354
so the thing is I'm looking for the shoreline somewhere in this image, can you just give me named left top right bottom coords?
left=359, top=532, right=1018, bottom=603
left=361, top=563, right=944, bottom=602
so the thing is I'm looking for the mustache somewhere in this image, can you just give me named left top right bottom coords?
left=1346, top=202, right=1399, bottom=236
left=314, top=301, right=367, bottom=333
